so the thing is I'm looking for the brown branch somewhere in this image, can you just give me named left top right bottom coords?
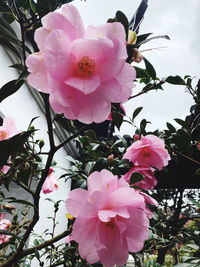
left=0, top=228, right=71, bottom=267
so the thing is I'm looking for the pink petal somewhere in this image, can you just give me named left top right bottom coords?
left=72, top=217, right=99, bottom=264
left=60, top=4, right=85, bottom=39
left=44, top=30, right=74, bottom=81
left=97, top=221, right=128, bottom=267
left=34, top=27, right=49, bottom=52
left=125, top=208, right=149, bottom=252
left=64, top=75, right=101, bottom=94
left=42, top=11, right=82, bottom=41
left=65, top=188, right=88, bottom=217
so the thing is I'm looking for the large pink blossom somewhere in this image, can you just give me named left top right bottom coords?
left=42, top=167, right=58, bottom=194
left=0, top=219, right=11, bottom=244
left=123, top=135, right=171, bottom=170
left=26, top=4, right=136, bottom=124
left=0, top=117, right=18, bottom=141
left=65, top=169, right=155, bottom=267
left=122, top=166, right=157, bottom=190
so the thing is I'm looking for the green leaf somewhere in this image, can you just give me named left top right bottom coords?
left=0, top=36, right=19, bottom=55
left=0, top=130, right=34, bottom=169
left=92, top=158, right=107, bottom=172
left=174, top=118, right=188, bottom=128
left=84, top=130, right=97, bottom=141
left=29, top=0, right=36, bottom=12
left=115, top=11, right=129, bottom=40
left=166, top=122, right=176, bottom=132
left=132, top=107, right=143, bottom=121
left=165, top=75, right=185, bottom=85
left=134, top=66, right=149, bottom=79
left=130, top=172, right=144, bottom=184
left=54, top=114, right=71, bottom=132
left=174, top=129, right=191, bottom=152
left=136, top=33, right=152, bottom=46
left=143, top=57, right=156, bottom=80
left=9, top=63, right=25, bottom=71
left=111, top=111, right=123, bottom=130
left=0, top=79, right=24, bottom=103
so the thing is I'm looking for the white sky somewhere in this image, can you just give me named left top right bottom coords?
left=73, top=0, right=200, bottom=135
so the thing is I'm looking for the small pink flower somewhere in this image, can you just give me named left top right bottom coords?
left=1, top=165, right=10, bottom=174
left=107, top=154, right=114, bottom=160
left=42, top=167, right=58, bottom=194
left=122, top=166, right=157, bottom=190
left=0, top=219, right=11, bottom=244
left=66, top=169, right=156, bottom=267
left=26, top=4, right=136, bottom=124
left=107, top=105, right=126, bottom=121
left=123, top=135, right=171, bottom=170
left=0, top=117, right=18, bottom=141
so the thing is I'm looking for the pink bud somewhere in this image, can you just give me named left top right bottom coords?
left=107, top=154, right=114, bottom=160
left=134, top=134, right=140, bottom=141
left=133, top=48, right=143, bottom=63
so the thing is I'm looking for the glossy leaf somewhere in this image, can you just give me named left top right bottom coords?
left=132, top=107, right=143, bottom=121
left=0, top=79, right=24, bottom=103
left=143, top=57, right=157, bottom=80
left=165, top=75, right=185, bottom=85
left=115, top=11, right=129, bottom=40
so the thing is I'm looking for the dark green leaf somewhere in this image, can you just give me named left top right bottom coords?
left=132, top=107, right=143, bottom=121
left=136, top=33, right=152, bottom=46
left=174, top=129, right=191, bottom=152
left=115, top=11, right=129, bottom=40
left=174, top=118, right=188, bottom=128
left=92, top=158, right=107, bottom=172
left=166, top=122, right=176, bottom=132
left=29, top=0, right=36, bottom=12
left=84, top=130, right=97, bottom=141
left=165, top=75, right=185, bottom=85
left=134, top=66, right=149, bottom=79
left=0, top=79, right=24, bottom=103
left=143, top=57, right=156, bottom=80
left=54, top=114, right=71, bottom=132
left=9, top=63, right=24, bottom=71
left=0, top=38, right=21, bottom=59
left=111, top=111, right=123, bottom=130
left=130, top=172, right=144, bottom=184
left=0, top=130, right=34, bottom=169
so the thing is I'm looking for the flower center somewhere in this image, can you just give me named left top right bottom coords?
left=141, top=147, right=151, bottom=157
left=76, top=56, right=95, bottom=78
left=106, top=218, right=115, bottom=229
left=0, top=130, right=7, bottom=140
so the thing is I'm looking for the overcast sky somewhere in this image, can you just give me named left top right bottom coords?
left=72, top=0, right=200, bottom=134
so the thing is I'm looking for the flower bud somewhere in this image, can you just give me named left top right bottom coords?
left=127, top=30, right=137, bottom=45
left=134, top=134, right=140, bottom=141
left=39, top=140, right=45, bottom=149
left=133, top=48, right=143, bottom=63
left=24, top=162, right=30, bottom=170
left=107, top=154, right=114, bottom=160
left=197, top=142, right=200, bottom=150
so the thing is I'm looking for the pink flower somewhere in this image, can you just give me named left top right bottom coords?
left=42, top=167, right=58, bottom=194
left=123, top=135, right=171, bottom=170
left=1, top=165, right=10, bottom=174
left=0, top=219, right=11, bottom=244
left=0, top=117, right=18, bottom=141
left=66, top=169, right=155, bottom=267
left=26, top=4, right=136, bottom=124
left=122, top=166, right=157, bottom=190
left=0, top=117, right=18, bottom=173
left=107, top=105, right=126, bottom=121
